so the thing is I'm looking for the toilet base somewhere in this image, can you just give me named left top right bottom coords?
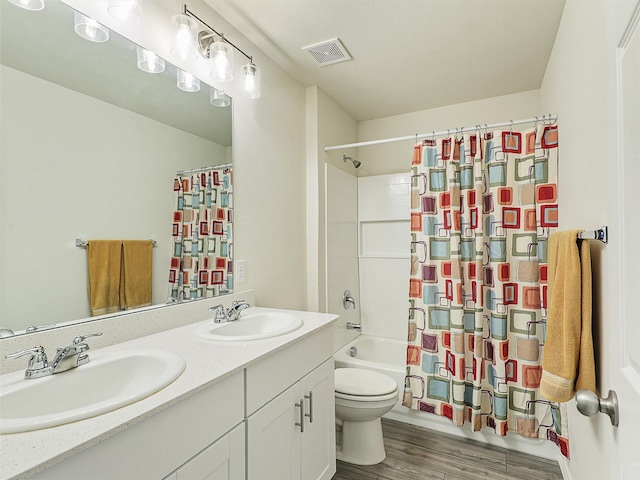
left=336, top=417, right=386, bottom=465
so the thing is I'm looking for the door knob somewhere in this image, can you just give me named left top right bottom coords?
left=575, top=389, right=619, bottom=426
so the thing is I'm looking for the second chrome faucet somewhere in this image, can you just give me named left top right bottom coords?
left=210, top=300, right=251, bottom=323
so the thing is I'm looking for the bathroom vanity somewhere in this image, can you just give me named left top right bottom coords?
left=0, top=307, right=338, bottom=480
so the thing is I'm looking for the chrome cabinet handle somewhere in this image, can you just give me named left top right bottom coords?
left=304, top=391, right=314, bottom=424
left=295, top=399, right=305, bottom=433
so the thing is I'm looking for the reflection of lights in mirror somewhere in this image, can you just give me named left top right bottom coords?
left=177, top=69, right=200, bottom=92
left=137, top=46, right=166, bottom=74
left=7, top=0, right=43, bottom=10
left=74, top=12, right=109, bottom=43
left=210, top=87, right=231, bottom=107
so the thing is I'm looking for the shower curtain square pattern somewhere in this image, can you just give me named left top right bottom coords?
left=403, top=124, right=569, bottom=458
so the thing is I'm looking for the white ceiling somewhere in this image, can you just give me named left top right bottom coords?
left=206, top=0, right=566, bottom=122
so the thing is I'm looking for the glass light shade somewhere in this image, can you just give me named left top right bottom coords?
left=7, top=0, right=44, bottom=11
left=137, top=47, right=165, bottom=73
left=107, top=0, right=141, bottom=23
left=74, top=12, right=109, bottom=43
left=210, top=88, right=230, bottom=107
left=243, top=62, right=261, bottom=99
left=177, top=70, right=200, bottom=93
left=209, top=40, right=233, bottom=82
left=171, top=13, right=198, bottom=61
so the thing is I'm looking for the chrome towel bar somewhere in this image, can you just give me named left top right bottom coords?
left=75, top=238, right=157, bottom=248
left=577, top=226, right=608, bottom=244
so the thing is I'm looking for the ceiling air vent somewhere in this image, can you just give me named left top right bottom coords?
left=302, top=38, right=351, bottom=67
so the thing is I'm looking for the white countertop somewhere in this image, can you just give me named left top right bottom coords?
left=0, top=307, right=338, bottom=480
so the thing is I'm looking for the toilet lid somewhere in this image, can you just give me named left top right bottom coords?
left=334, top=368, right=397, bottom=396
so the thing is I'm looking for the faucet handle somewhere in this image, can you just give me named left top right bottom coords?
left=72, top=332, right=103, bottom=345
left=5, top=346, right=49, bottom=370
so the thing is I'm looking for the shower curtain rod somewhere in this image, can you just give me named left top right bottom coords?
left=176, top=163, right=232, bottom=176
left=323, top=114, right=558, bottom=152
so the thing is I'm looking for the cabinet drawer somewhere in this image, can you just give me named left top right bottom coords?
left=246, top=325, right=332, bottom=415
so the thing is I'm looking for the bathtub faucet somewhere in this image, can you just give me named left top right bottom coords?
left=346, top=322, right=361, bottom=331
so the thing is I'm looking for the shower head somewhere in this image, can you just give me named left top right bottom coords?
left=343, top=155, right=361, bottom=169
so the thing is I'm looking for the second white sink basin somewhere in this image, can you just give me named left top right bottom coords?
left=195, top=309, right=303, bottom=341
left=0, top=349, right=185, bottom=434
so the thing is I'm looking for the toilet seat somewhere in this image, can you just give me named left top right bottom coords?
left=335, top=368, right=398, bottom=398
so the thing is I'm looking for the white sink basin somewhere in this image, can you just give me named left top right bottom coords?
left=195, top=309, right=303, bottom=341
left=0, top=349, right=185, bottom=434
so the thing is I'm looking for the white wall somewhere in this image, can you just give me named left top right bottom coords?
left=0, top=65, right=225, bottom=331
left=356, top=90, right=540, bottom=176
left=539, top=0, right=638, bottom=478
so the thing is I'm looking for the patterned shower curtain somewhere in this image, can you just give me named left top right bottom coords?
left=168, top=167, right=233, bottom=302
left=403, top=124, right=570, bottom=457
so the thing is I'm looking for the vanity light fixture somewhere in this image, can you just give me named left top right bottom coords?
left=136, top=46, right=165, bottom=73
left=243, top=61, right=261, bottom=99
left=210, top=87, right=230, bottom=107
left=7, top=0, right=44, bottom=11
left=175, top=4, right=261, bottom=99
left=107, top=0, right=141, bottom=23
left=177, top=69, right=200, bottom=92
left=74, top=12, right=109, bottom=43
left=171, top=12, right=198, bottom=61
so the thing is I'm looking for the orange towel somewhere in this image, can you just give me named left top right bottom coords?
left=540, top=230, right=596, bottom=402
left=87, top=240, right=123, bottom=316
left=120, top=240, right=153, bottom=310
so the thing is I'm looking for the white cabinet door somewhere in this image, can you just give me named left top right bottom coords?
left=170, top=423, right=245, bottom=480
left=300, top=359, right=335, bottom=480
left=247, top=382, right=302, bottom=480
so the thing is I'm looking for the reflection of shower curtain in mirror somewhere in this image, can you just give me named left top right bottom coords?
left=404, top=125, right=569, bottom=457
left=168, top=168, right=233, bottom=302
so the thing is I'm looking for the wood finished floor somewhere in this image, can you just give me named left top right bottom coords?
left=333, top=419, right=564, bottom=480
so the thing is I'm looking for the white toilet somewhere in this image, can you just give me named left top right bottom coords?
left=334, top=367, right=399, bottom=465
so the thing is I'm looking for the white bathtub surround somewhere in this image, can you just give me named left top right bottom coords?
left=0, top=306, right=338, bottom=480
left=357, top=174, right=411, bottom=341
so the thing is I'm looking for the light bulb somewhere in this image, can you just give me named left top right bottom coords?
left=171, top=13, right=197, bottom=61
left=243, top=62, right=261, bottom=99
left=108, top=0, right=141, bottom=23
left=209, top=40, right=233, bottom=82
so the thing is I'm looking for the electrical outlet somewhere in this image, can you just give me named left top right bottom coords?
left=236, top=259, right=246, bottom=283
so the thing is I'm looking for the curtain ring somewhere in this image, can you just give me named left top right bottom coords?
left=509, top=120, right=513, bottom=132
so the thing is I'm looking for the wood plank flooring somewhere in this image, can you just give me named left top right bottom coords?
left=333, top=419, right=564, bottom=480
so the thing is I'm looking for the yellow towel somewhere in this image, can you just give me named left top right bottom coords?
left=120, top=240, right=153, bottom=310
left=88, top=240, right=123, bottom=316
left=540, top=230, right=597, bottom=402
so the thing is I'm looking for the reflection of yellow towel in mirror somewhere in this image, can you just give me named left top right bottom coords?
left=121, top=240, right=153, bottom=310
left=88, top=240, right=123, bottom=316
left=87, top=240, right=153, bottom=316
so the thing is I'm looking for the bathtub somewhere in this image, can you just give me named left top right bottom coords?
left=334, top=335, right=406, bottom=412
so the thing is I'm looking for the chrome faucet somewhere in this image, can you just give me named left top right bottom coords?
left=5, top=333, right=102, bottom=379
left=210, top=300, right=251, bottom=323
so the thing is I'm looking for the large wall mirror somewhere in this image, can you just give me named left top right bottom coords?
left=0, top=0, right=233, bottom=336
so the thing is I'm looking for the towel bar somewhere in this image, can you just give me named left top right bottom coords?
left=577, top=226, right=608, bottom=244
left=75, top=239, right=157, bottom=248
